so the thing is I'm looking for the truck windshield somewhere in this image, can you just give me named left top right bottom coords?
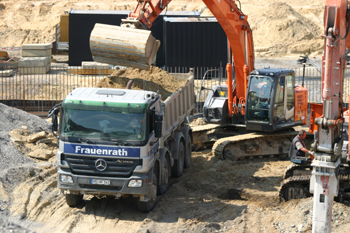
left=246, top=75, right=273, bottom=122
left=60, top=108, right=147, bottom=144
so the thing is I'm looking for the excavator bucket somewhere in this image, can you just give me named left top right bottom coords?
left=90, top=23, right=161, bottom=70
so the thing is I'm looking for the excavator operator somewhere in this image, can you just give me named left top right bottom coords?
left=288, top=129, right=314, bottom=164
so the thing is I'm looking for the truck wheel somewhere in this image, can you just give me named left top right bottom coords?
left=65, top=194, right=83, bottom=207
left=184, top=135, right=192, bottom=168
left=138, top=173, right=157, bottom=212
left=171, top=142, right=184, bottom=178
left=158, top=157, right=169, bottom=195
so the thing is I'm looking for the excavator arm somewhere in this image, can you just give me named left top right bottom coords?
left=125, top=0, right=172, bottom=29
left=90, top=0, right=254, bottom=115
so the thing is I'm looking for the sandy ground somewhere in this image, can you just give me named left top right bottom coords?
left=0, top=0, right=325, bottom=58
left=2, top=148, right=350, bottom=233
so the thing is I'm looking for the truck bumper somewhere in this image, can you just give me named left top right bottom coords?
left=57, top=169, right=151, bottom=197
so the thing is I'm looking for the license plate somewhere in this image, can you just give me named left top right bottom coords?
left=91, top=179, right=110, bottom=185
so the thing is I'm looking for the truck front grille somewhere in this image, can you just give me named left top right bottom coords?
left=65, top=155, right=142, bottom=178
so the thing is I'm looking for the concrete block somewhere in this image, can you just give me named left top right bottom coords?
left=22, top=44, right=52, bottom=50
left=22, top=44, right=52, bottom=57
left=80, top=62, right=111, bottom=74
left=0, top=70, right=14, bottom=77
left=19, top=64, right=51, bottom=75
left=18, top=57, right=50, bottom=67
left=22, top=49, right=51, bottom=57
left=82, top=61, right=109, bottom=69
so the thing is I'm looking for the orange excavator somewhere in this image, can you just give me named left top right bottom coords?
left=89, top=0, right=308, bottom=159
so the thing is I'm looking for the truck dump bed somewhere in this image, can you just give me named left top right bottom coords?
left=162, top=72, right=195, bottom=141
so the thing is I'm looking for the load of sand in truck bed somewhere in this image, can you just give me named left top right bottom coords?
left=96, top=66, right=188, bottom=101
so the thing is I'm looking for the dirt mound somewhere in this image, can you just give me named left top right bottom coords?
left=0, top=1, right=326, bottom=58
left=249, top=2, right=323, bottom=57
left=96, top=66, right=187, bottom=101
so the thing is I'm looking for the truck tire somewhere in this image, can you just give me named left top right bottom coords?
left=138, top=173, right=157, bottom=212
left=158, top=157, right=169, bottom=195
left=184, top=135, right=192, bottom=168
left=171, top=142, right=185, bottom=178
left=65, top=194, right=83, bottom=207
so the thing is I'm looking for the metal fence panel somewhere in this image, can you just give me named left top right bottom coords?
left=2, top=64, right=350, bottom=113
left=0, top=65, right=108, bottom=112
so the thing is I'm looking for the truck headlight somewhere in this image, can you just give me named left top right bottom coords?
left=128, top=180, right=142, bottom=187
left=60, top=175, right=74, bottom=184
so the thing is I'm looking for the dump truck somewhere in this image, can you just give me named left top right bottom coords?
left=50, top=71, right=195, bottom=212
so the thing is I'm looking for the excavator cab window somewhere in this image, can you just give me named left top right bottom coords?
left=246, top=75, right=273, bottom=122
left=272, top=74, right=295, bottom=124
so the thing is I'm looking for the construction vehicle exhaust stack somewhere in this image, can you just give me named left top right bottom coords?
left=90, top=23, right=160, bottom=70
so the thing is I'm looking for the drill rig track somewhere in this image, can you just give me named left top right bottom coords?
left=279, top=165, right=350, bottom=202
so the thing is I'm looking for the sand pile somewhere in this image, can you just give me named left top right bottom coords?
left=247, top=2, right=323, bottom=57
left=96, top=66, right=187, bottom=101
left=0, top=0, right=326, bottom=57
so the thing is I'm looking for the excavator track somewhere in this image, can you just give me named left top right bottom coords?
left=191, top=124, right=312, bottom=160
left=279, top=165, right=350, bottom=202
left=191, top=124, right=245, bottom=151
left=212, top=130, right=302, bottom=160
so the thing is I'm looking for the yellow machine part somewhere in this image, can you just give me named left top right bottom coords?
left=0, top=51, right=10, bottom=60
left=59, top=14, right=69, bottom=42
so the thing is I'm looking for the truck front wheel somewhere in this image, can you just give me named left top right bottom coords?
left=138, top=173, right=157, bottom=212
left=171, top=142, right=185, bottom=178
left=65, top=193, right=83, bottom=207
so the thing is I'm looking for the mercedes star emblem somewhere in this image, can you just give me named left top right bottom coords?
left=95, top=159, right=107, bottom=171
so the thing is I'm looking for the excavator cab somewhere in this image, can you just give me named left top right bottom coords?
left=245, top=68, right=307, bottom=132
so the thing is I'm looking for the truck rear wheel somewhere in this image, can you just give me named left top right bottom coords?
left=184, top=135, right=192, bottom=168
left=138, top=173, right=157, bottom=212
left=158, top=157, right=169, bottom=195
left=65, top=194, right=83, bottom=207
left=171, top=142, right=185, bottom=178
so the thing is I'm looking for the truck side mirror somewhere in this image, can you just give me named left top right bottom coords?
left=48, top=103, right=62, bottom=134
left=52, top=108, right=60, bottom=133
left=154, top=114, right=163, bottom=138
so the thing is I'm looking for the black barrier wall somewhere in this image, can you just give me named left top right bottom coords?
left=163, top=17, right=228, bottom=70
left=69, top=10, right=199, bottom=67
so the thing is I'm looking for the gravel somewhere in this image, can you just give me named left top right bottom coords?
left=0, top=218, right=34, bottom=233
left=0, top=103, right=52, bottom=171
left=0, top=103, right=52, bottom=232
